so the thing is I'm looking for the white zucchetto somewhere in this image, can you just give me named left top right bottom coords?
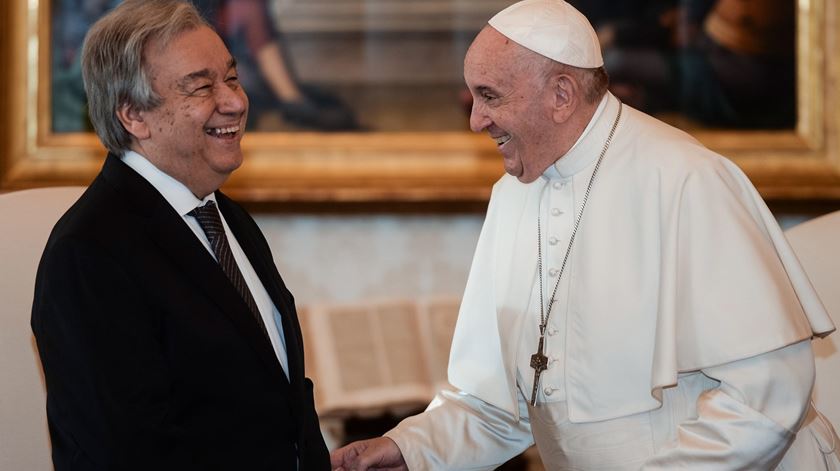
left=488, top=0, right=604, bottom=68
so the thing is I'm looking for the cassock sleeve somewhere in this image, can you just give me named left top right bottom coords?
left=641, top=339, right=815, bottom=469
left=32, top=236, right=187, bottom=469
left=384, top=388, right=534, bottom=470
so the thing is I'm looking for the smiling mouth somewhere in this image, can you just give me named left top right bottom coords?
left=494, top=134, right=511, bottom=147
left=205, top=125, right=240, bottom=138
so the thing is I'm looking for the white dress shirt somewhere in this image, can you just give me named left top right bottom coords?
left=121, top=151, right=289, bottom=378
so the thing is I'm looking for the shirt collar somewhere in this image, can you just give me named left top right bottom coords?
left=121, top=150, right=216, bottom=216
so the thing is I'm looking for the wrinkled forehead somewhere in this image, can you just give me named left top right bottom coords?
left=467, top=27, right=521, bottom=63
left=465, top=26, right=547, bottom=77
left=142, top=26, right=235, bottom=88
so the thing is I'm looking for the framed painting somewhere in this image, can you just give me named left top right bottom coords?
left=2, top=0, right=839, bottom=204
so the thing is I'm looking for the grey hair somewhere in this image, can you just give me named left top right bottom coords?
left=540, top=60, right=610, bottom=104
left=575, top=66, right=610, bottom=104
left=81, top=0, right=210, bottom=155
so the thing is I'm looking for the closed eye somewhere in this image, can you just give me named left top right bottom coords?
left=474, top=86, right=499, bottom=103
left=185, top=80, right=214, bottom=95
left=225, top=76, right=240, bottom=91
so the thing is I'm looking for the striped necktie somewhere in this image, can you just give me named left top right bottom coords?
left=189, top=200, right=269, bottom=339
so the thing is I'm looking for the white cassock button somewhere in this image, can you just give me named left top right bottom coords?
left=552, top=181, right=563, bottom=190
left=551, top=208, right=563, bottom=216
left=544, top=387, right=555, bottom=396
left=548, top=268, right=559, bottom=277
left=549, top=236, right=559, bottom=245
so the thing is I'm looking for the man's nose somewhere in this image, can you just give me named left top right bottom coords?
left=217, top=84, right=248, bottom=115
left=469, top=101, right=490, bottom=133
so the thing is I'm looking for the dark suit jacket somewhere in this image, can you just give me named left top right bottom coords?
left=31, top=154, right=329, bottom=470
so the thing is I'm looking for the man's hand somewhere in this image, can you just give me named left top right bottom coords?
left=330, top=437, right=408, bottom=471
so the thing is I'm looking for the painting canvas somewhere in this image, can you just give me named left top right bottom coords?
left=49, top=0, right=515, bottom=135
left=577, top=0, right=796, bottom=130
left=2, top=0, right=838, bottom=203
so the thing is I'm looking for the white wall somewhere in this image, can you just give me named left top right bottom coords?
left=254, top=214, right=484, bottom=306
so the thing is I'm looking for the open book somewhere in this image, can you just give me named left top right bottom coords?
left=300, top=297, right=461, bottom=416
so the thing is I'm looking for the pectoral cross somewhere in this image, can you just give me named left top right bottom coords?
left=529, top=335, right=549, bottom=406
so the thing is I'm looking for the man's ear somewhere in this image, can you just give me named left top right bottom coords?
left=116, top=102, right=151, bottom=140
left=549, top=73, right=578, bottom=124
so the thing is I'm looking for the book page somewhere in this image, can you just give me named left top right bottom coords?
left=303, top=300, right=441, bottom=415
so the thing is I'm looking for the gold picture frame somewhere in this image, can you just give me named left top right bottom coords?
left=2, top=0, right=839, bottom=204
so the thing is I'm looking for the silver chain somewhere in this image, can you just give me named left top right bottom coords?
left=538, top=102, right=623, bottom=336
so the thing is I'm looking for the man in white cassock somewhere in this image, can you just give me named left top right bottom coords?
left=330, top=1, right=840, bottom=469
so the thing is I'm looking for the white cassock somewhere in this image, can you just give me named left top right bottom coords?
left=385, top=93, right=840, bottom=470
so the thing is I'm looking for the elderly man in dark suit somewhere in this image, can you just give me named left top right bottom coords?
left=30, top=1, right=329, bottom=469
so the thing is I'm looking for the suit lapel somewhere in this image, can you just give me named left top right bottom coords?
left=216, top=194, right=307, bottom=436
left=100, top=155, right=286, bottom=380
left=216, top=194, right=304, bottom=385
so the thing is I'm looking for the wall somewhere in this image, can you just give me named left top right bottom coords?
left=252, top=212, right=816, bottom=309
left=253, top=213, right=484, bottom=306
